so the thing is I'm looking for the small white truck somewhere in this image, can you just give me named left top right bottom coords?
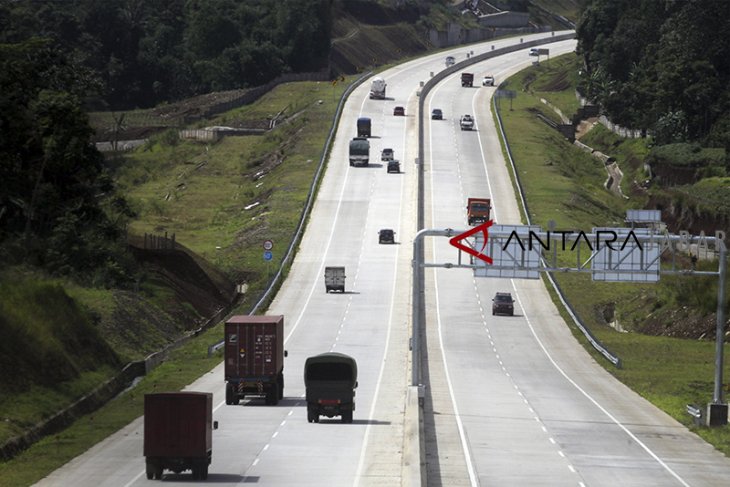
left=324, top=266, right=346, bottom=293
left=369, top=77, right=386, bottom=99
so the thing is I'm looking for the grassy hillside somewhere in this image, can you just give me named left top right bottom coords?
left=116, top=79, right=354, bottom=288
left=0, top=269, right=120, bottom=444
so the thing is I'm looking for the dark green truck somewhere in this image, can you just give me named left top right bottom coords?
left=304, top=352, right=358, bottom=423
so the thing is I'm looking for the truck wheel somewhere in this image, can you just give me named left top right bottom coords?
left=278, top=373, right=284, bottom=400
left=154, top=465, right=163, bottom=480
left=145, top=461, right=154, bottom=480
left=265, top=387, right=278, bottom=406
left=226, top=384, right=238, bottom=405
left=201, top=465, right=209, bottom=480
left=342, top=410, right=353, bottom=424
left=308, top=409, right=316, bottom=423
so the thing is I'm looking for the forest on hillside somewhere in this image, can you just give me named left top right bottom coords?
left=0, top=0, right=337, bottom=281
left=576, top=0, right=730, bottom=150
left=0, top=0, right=333, bottom=110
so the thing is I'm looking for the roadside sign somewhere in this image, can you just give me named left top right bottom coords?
left=263, top=239, right=273, bottom=251
left=263, top=251, right=273, bottom=261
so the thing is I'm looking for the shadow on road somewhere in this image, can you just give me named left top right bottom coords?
left=313, top=418, right=391, bottom=425
left=162, top=473, right=245, bottom=482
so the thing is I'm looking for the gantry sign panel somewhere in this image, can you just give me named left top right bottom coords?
left=463, top=225, right=663, bottom=282
left=591, top=227, right=660, bottom=282
left=473, top=224, right=541, bottom=279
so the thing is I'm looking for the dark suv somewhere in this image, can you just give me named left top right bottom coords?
left=492, top=292, right=514, bottom=316
left=378, top=229, right=396, bottom=244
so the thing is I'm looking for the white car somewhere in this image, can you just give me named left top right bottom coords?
left=529, top=48, right=540, bottom=56
left=482, top=75, right=495, bottom=86
left=460, top=114, right=474, bottom=131
left=445, top=56, right=455, bottom=67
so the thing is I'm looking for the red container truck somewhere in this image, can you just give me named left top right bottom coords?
left=143, top=392, right=216, bottom=480
left=225, top=315, right=286, bottom=406
left=467, top=197, right=492, bottom=225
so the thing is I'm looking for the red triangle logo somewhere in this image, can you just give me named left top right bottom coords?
left=449, top=220, right=494, bottom=264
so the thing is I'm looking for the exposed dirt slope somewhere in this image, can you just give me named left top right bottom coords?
left=329, top=1, right=432, bottom=75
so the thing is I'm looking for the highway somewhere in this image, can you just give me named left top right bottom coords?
left=34, top=32, right=730, bottom=487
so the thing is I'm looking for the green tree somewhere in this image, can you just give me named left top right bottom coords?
left=0, top=39, right=131, bottom=280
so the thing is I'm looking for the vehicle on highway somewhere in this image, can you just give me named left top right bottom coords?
left=357, top=117, right=371, bottom=137
left=431, top=108, right=443, bottom=120
left=393, top=106, right=405, bottom=116
left=492, top=292, right=515, bottom=316
left=529, top=48, right=540, bottom=56
left=369, top=77, right=386, bottom=99
left=460, top=114, right=474, bottom=130
left=144, top=392, right=218, bottom=480
left=466, top=197, right=491, bottom=225
left=324, top=266, right=346, bottom=293
left=381, top=148, right=394, bottom=161
left=305, top=352, right=358, bottom=423
left=482, top=75, right=495, bottom=86
left=387, top=159, right=400, bottom=173
left=445, top=55, right=455, bottom=67
left=461, top=72, right=474, bottom=87
left=349, top=137, right=370, bottom=166
left=378, top=229, right=396, bottom=243
left=225, top=315, right=286, bottom=405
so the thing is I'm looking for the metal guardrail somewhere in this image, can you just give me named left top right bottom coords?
left=491, top=68, right=623, bottom=368
left=207, top=71, right=373, bottom=357
left=686, top=404, right=704, bottom=426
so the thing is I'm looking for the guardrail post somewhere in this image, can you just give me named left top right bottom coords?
left=708, top=240, right=728, bottom=426
left=686, top=404, right=704, bottom=426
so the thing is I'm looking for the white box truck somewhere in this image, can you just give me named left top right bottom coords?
left=324, top=267, right=346, bottom=293
left=369, top=77, right=386, bottom=99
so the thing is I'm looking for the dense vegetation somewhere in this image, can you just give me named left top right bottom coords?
left=0, top=0, right=333, bottom=110
left=0, top=39, right=135, bottom=286
left=576, top=0, right=730, bottom=149
left=576, top=0, right=729, bottom=241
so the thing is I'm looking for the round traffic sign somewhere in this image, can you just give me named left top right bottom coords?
left=263, top=250, right=273, bottom=261
left=263, top=239, right=273, bottom=251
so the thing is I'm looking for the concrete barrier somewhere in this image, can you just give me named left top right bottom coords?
left=403, top=386, right=424, bottom=486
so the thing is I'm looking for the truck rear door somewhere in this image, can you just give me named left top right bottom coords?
left=225, top=322, right=279, bottom=378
